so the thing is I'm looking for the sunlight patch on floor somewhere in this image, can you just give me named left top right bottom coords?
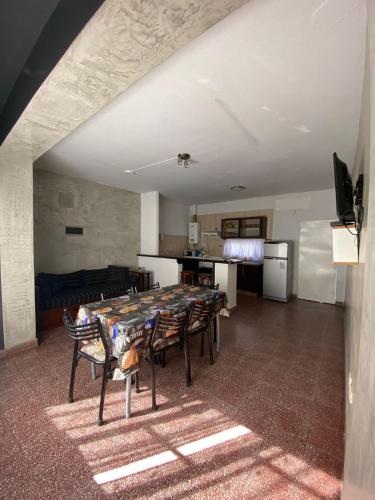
left=93, top=425, right=251, bottom=485
left=94, top=451, right=178, bottom=484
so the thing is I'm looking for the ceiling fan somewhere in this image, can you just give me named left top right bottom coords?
left=124, top=153, right=196, bottom=175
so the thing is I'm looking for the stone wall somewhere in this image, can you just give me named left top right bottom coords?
left=34, top=170, right=140, bottom=273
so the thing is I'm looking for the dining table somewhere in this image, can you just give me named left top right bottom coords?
left=77, top=284, right=228, bottom=380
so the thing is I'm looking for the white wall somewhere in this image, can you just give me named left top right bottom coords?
left=342, top=3, right=375, bottom=496
left=141, top=192, right=159, bottom=254
left=195, top=189, right=346, bottom=300
left=138, top=256, right=181, bottom=287
left=159, top=196, right=190, bottom=236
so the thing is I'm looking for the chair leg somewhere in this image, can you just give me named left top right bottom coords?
left=184, top=334, right=192, bottom=387
left=207, top=325, right=214, bottom=365
left=200, top=329, right=205, bottom=357
left=68, top=343, right=78, bottom=403
left=213, top=317, right=217, bottom=343
left=97, top=360, right=108, bottom=426
left=90, top=362, right=97, bottom=380
left=161, top=351, right=166, bottom=368
left=125, top=375, right=132, bottom=418
left=135, top=371, right=140, bottom=393
left=150, top=353, right=157, bottom=411
left=216, top=315, right=220, bottom=353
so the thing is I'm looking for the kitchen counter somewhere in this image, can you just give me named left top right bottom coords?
left=137, top=254, right=242, bottom=264
left=137, top=254, right=238, bottom=308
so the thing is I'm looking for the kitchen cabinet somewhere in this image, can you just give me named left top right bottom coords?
left=221, top=218, right=241, bottom=238
left=237, top=263, right=263, bottom=295
left=221, top=216, right=267, bottom=239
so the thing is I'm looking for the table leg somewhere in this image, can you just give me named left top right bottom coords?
left=125, top=375, right=132, bottom=418
left=90, top=362, right=97, bottom=380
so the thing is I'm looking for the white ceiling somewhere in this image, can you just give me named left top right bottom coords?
left=36, top=0, right=366, bottom=204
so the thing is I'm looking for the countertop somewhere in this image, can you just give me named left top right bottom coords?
left=137, top=254, right=242, bottom=265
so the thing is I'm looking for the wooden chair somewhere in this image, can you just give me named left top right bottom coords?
left=149, top=302, right=195, bottom=411
left=181, top=271, right=196, bottom=285
left=143, top=282, right=161, bottom=292
left=197, top=273, right=213, bottom=287
left=186, top=294, right=218, bottom=385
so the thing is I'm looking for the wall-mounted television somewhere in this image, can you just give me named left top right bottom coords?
left=333, top=152, right=355, bottom=223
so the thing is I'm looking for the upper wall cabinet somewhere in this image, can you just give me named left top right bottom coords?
left=220, top=218, right=240, bottom=238
left=221, top=216, right=267, bottom=239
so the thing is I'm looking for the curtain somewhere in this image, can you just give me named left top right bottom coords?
left=223, top=238, right=264, bottom=262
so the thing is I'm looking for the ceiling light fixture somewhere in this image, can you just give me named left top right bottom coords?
left=230, top=185, right=246, bottom=191
left=177, top=153, right=191, bottom=168
left=124, top=169, right=136, bottom=175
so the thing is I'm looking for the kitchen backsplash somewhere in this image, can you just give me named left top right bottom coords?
left=159, top=234, right=189, bottom=256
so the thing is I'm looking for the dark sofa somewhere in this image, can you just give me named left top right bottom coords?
left=36, top=265, right=137, bottom=312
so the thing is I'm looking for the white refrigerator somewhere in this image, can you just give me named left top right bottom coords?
left=263, top=241, right=294, bottom=302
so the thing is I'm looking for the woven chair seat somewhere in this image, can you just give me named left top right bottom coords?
left=153, top=335, right=181, bottom=351
left=80, top=341, right=106, bottom=362
left=188, top=319, right=204, bottom=333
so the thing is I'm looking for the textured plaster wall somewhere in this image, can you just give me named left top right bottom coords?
left=342, top=2, right=375, bottom=498
left=8, top=0, right=249, bottom=162
left=34, top=170, right=140, bottom=273
left=0, top=142, right=36, bottom=349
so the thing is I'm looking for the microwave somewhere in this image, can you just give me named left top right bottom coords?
left=183, top=249, right=193, bottom=257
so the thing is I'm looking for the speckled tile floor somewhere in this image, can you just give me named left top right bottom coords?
left=0, top=294, right=345, bottom=499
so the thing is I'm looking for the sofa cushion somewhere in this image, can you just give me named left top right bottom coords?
left=108, top=265, right=129, bottom=282
left=58, top=271, right=84, bottom=289
left=36, top=265, right=134, bottom=311
left=84, top=268, right=109, bottom=286
left=36, top=273, right=61, bottom=293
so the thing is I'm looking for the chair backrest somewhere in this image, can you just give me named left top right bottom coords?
left=144, top=282, right=160, bottom=292
left=100, top=287, right=136, bottom=301
left=190, top=293, right=218, bottom=331
left=63, top=309, right=111, bottom=355
left=151, top=301, right=195, bottom=351
left=193, top=282, right=219, bottom=290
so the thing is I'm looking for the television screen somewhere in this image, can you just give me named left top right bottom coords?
left=333, top=153, right=355, bottom=223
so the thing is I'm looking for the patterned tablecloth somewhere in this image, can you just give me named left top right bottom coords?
left=77, top=284, right=227, bottom=378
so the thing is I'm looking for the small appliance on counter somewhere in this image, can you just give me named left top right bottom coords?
left=263, top=241, right=294, bottom=302
left=183, top=248, right=201, bottom=257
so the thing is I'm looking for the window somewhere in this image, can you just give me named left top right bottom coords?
left=223, top=238, right=264, bottom=261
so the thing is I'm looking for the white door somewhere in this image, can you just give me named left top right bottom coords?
left=298, top=220, right=336, bottom=304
